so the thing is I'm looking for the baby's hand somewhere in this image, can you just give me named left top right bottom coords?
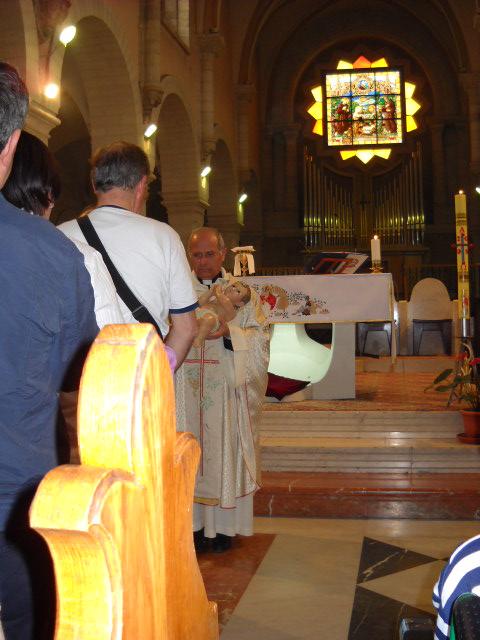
left=206, top=318, right=230, bottom=340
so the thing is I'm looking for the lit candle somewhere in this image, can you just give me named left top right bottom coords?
left=455, top=190, right=466, bottom=215
left=371, top=235, right=381, bottom=262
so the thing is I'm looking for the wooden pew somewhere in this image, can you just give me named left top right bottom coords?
left=30, top=324, right=218, bottom=639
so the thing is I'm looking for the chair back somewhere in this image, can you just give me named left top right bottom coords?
left=408, top=277, right=452, bottom=321
left=30, top=324, right=218, bottom=639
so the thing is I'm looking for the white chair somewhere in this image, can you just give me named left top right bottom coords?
left=405, top=278, right=456, bottom=355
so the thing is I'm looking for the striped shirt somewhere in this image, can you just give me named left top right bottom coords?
left=433, top=533, right=480, bottom=640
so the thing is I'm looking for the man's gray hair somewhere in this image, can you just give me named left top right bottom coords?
left=188, top=226, right=225, bottom=252
left=0, top=63, right=29, bottom=152
left=91, top=141, right=150, bottom=192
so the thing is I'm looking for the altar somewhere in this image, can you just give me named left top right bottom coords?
left=242, top=273, right=394, bottom=400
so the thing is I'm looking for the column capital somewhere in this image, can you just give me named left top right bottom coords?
left=142, top=85, right=163, bottom=122
left=197, top=32, right=225, bottom=56
left=24, top=99, right=61, bottom=144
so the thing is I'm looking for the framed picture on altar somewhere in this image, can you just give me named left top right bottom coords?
left=306, top=252, right=369, bottom=274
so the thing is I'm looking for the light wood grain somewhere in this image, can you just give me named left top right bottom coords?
left=30, top=324, right=218, bottom=639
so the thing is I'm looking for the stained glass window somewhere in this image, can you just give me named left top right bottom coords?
left=324, top=69, right=404, bottom=148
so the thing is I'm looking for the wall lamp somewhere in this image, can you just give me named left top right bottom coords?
left=44, top=82, right=60, bottom=99
left=200, top=165, right=212, bottom=178
left=59, top=25, right=76, bottom=45
left=475, top=186, right=480, bottom=194
left=238, top=193, right=248, bottom=204
left=144, top=123, right=158, bottom=138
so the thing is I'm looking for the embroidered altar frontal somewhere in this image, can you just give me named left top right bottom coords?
left=241, top=273, right=394, bottom=324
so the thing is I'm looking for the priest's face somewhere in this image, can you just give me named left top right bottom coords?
left=189, top=230, right=226, bottom=280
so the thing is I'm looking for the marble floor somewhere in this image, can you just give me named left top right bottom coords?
left=199, top=517, right=480, bottom=639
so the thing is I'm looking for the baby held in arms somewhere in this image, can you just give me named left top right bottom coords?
left=194, top=280, right=251, bottom=348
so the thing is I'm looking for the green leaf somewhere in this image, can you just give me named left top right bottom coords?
left=433, top=369, right=453, bottom=384
left=434, top=384, right=455, bottom=392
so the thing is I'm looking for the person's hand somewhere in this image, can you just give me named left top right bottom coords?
left=206, top=318, right=230, bottom=340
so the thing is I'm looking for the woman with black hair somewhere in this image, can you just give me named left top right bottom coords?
left=2, top=131, right=123, bottom=328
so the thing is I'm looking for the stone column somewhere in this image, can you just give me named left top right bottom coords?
left=236, top=83, right=255, bottom=180
left=198, top=33, right=224, bottom=161
left=269, top=122, right=301, bottom=230
left=163, top=189, right=205, bottom=245
left=236, top=84, right=263, bottom=258
left=429, top=121, right=447, bottom=222
left=283, top=123, right=301, bottom=214
left=461, top=72, right=480, bottom=179
left=142, top=0, right=162, bottom=120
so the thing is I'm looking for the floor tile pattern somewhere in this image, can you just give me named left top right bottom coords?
left=209, top=518, right=480, bottom=639
left=197, top=533, right=275, bottom=630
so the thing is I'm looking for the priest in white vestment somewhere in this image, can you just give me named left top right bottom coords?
left=176, top=228, right=270, bottom=552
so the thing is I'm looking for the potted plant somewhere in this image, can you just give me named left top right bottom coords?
left=426, top=343, right=480, bottom=444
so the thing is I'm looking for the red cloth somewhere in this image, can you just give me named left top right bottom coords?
left=266, top=372, right=310, bottom=400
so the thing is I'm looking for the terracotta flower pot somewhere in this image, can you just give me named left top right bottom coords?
left=458, top=410, right=480, bottom=444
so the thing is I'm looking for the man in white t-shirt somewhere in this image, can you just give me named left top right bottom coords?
left=59, top=141, right=198, bottom=369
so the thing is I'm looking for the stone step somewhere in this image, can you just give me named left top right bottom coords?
left=260, top=433, right=480, bottom=474
left=260, top=410, right=462, bottom=439
left=254, top=471, right=480, bottom=519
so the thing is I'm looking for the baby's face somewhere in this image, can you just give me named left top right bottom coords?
left=224, top=282, right=248, bottom=306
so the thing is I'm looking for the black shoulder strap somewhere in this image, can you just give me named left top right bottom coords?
left=77, top=216, right=163, bottom=340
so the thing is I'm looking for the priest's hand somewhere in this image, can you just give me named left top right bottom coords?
left=206, top=318, right=230, bottom=339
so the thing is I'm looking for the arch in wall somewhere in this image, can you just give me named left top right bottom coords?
left=58, top=15, right=141, bottom=148
left=208, top=138, right=239, bottom=260
left=249, top=0, right=473, bottom=271
left=45, top=13, right=141, bottom=223
left=238, top=0, right=469, bottom=87
left=155, top=91, right=202, bottom=240
left=47, top=3, right=142, bottom=148
left=264, top=2, right=464, bottom=125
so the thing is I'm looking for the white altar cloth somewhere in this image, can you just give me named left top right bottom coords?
left=242, top=273, right=394, bottom=400
left=242, top=273, right=394, bottom=324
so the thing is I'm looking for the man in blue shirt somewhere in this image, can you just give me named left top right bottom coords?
left=0, top=63, right=98, bottom=639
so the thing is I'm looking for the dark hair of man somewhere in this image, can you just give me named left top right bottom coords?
left=0, top=62, right=29, bottom=152
left=91, top=141, right=150, bottom=193
left=2, top=131, right=61, bottom=216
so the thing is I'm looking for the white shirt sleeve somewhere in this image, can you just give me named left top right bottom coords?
left=69, top=239, right=126, bottom=328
